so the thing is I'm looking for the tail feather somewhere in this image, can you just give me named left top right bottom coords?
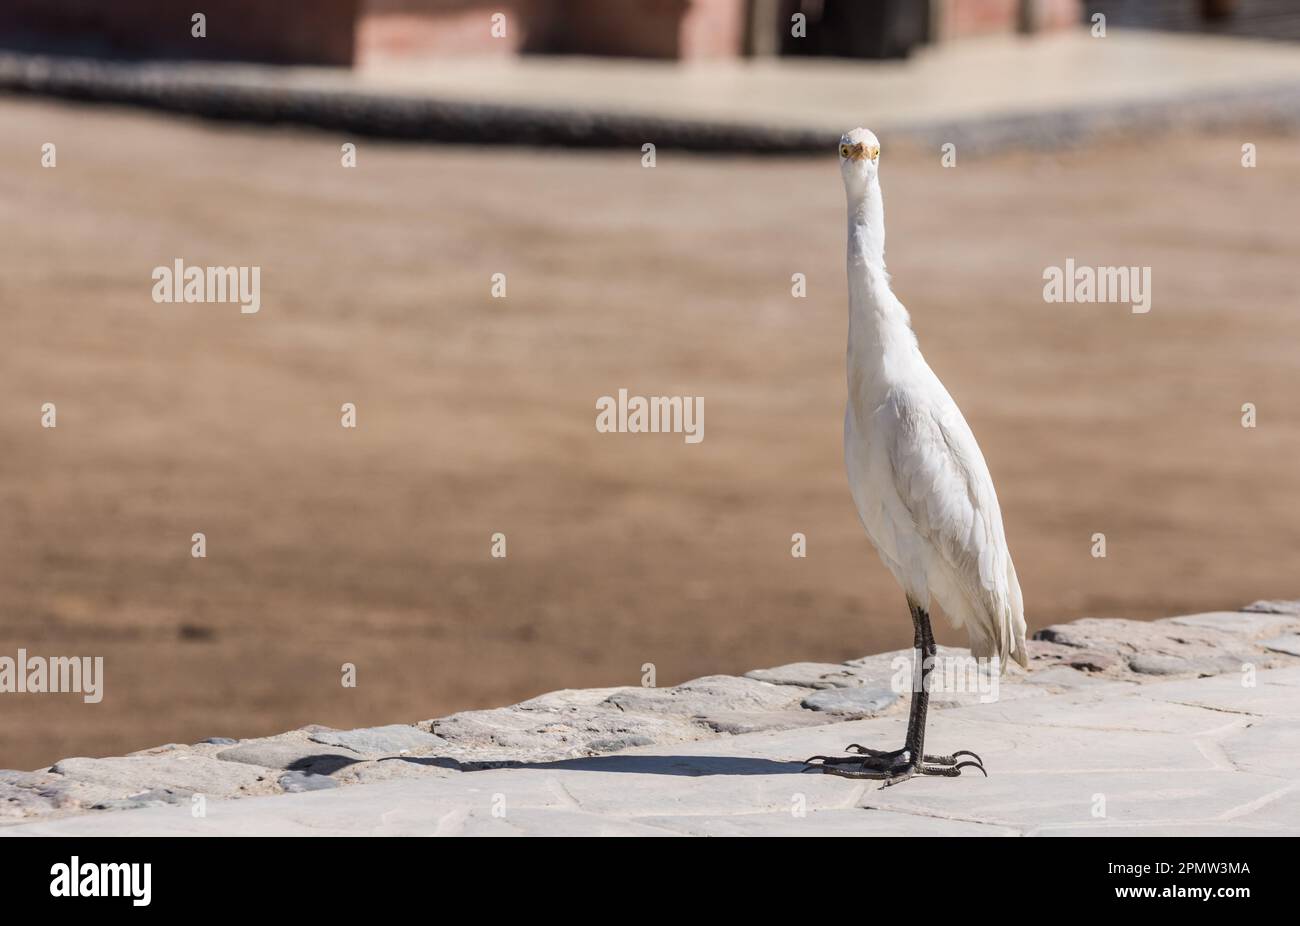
left=1007, top=559, right=1028, bottom=670
left=965, top=558, right=1028, bottom=673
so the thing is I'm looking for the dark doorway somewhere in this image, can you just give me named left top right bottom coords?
left=779, top=0, right=931, bottom=59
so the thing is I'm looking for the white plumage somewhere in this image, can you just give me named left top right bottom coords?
left=839, top=127, right=1027, bottom=672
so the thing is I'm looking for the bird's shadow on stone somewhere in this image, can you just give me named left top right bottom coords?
left=388, top=754, right=807, bottom=776
left=287, top=754, right=365, bottom=775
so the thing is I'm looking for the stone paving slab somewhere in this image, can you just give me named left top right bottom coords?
left=1263, top=635, right=1300, bottom=657
left=1136, top=669, right=1300, bottom=720
left=1220, top=721, right=1300, bottom=778
left=1025, top=823, right=1284, bottom=836
left=1231, top=784, right=1300, bottom=831
left=3, top=603, right=1299, bottom=835
left=5, top=686, right=1293, bottom=835
left=860, top=769, right=1289, bottom=832
left=639, top=809, right=1018, bottom=838
left=1171, top=611, right=1300, bottom=637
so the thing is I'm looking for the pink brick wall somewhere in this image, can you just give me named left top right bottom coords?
left=357, top=0, right=746, bottom=61
left=357, top=0, right=547, bottom=61
left=548, top=0, right=688, bottom=58
left=679, top=0, right=748, bottom=59
left=941, top=0, right=1021, bottom=36
left=1028, top=0, right=1084, bottom=30
left=937, top=0, right=1082, bottom=38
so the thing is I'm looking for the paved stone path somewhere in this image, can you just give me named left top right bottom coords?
left=4, top=31, right=1300, bottom=151
left=4, top=602, right=1298, bottom=835
left=350, top=29, right=1300, bottom=133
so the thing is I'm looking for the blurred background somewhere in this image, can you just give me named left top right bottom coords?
left=3, top=0, right=1299, bottom=62
left=2, top=0, right=1299, bottom=770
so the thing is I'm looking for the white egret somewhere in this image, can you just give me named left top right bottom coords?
left=807, top=128, right=1028, bottom=786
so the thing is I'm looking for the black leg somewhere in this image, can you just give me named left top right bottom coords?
left=804, top=599, right=987, bottom=785
left=905, top=599, right=932, bottom=760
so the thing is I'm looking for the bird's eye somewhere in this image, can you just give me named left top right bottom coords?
left=839, top=145, right=850, bottom=157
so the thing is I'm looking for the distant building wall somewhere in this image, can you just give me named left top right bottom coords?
left=0, top=0, right=359, bottom=65
left=531, top=0, right=690, bottom=58
left=1086, top=1, right=1298, bottom=41
left=0, top=0, right=1086, bottom=66
left=767, top=1, right=1082, bottom=58
left=679, top=0, right=749, bottom=58
left=357, top=0, right=546, bottom=62
left=357, top=0, right=747, bottom=62
left=933, top=0, right=1082, bottom=40
left=0, top=0, right=741, bottom=65
left=936, top=0, right=1021, bottom=37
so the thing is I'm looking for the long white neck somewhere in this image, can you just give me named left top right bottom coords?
left=846, top=176, right=916, bottom=386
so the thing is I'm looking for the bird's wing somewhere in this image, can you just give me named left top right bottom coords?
left=886, top=388, right=1027, bottom=669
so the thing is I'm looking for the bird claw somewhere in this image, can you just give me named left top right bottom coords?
left=925, top=749, right=984, bottom=768
left=916, top=759, right=987, bottom=778
left=804, top=746, right=987, bottom=782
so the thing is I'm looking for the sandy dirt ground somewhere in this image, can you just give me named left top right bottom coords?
left=2, top=97, right=1298, bottom=770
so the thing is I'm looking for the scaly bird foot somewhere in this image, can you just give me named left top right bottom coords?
left=804, top=746, right=987, bottom=783
left=807, top=758, right=986, bottom=785
left=806, top=745, right=985, bottom=771
left=845, top=743, right=984, bottom=767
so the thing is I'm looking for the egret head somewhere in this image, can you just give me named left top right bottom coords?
left=838, top=127, right=881, bottom=192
